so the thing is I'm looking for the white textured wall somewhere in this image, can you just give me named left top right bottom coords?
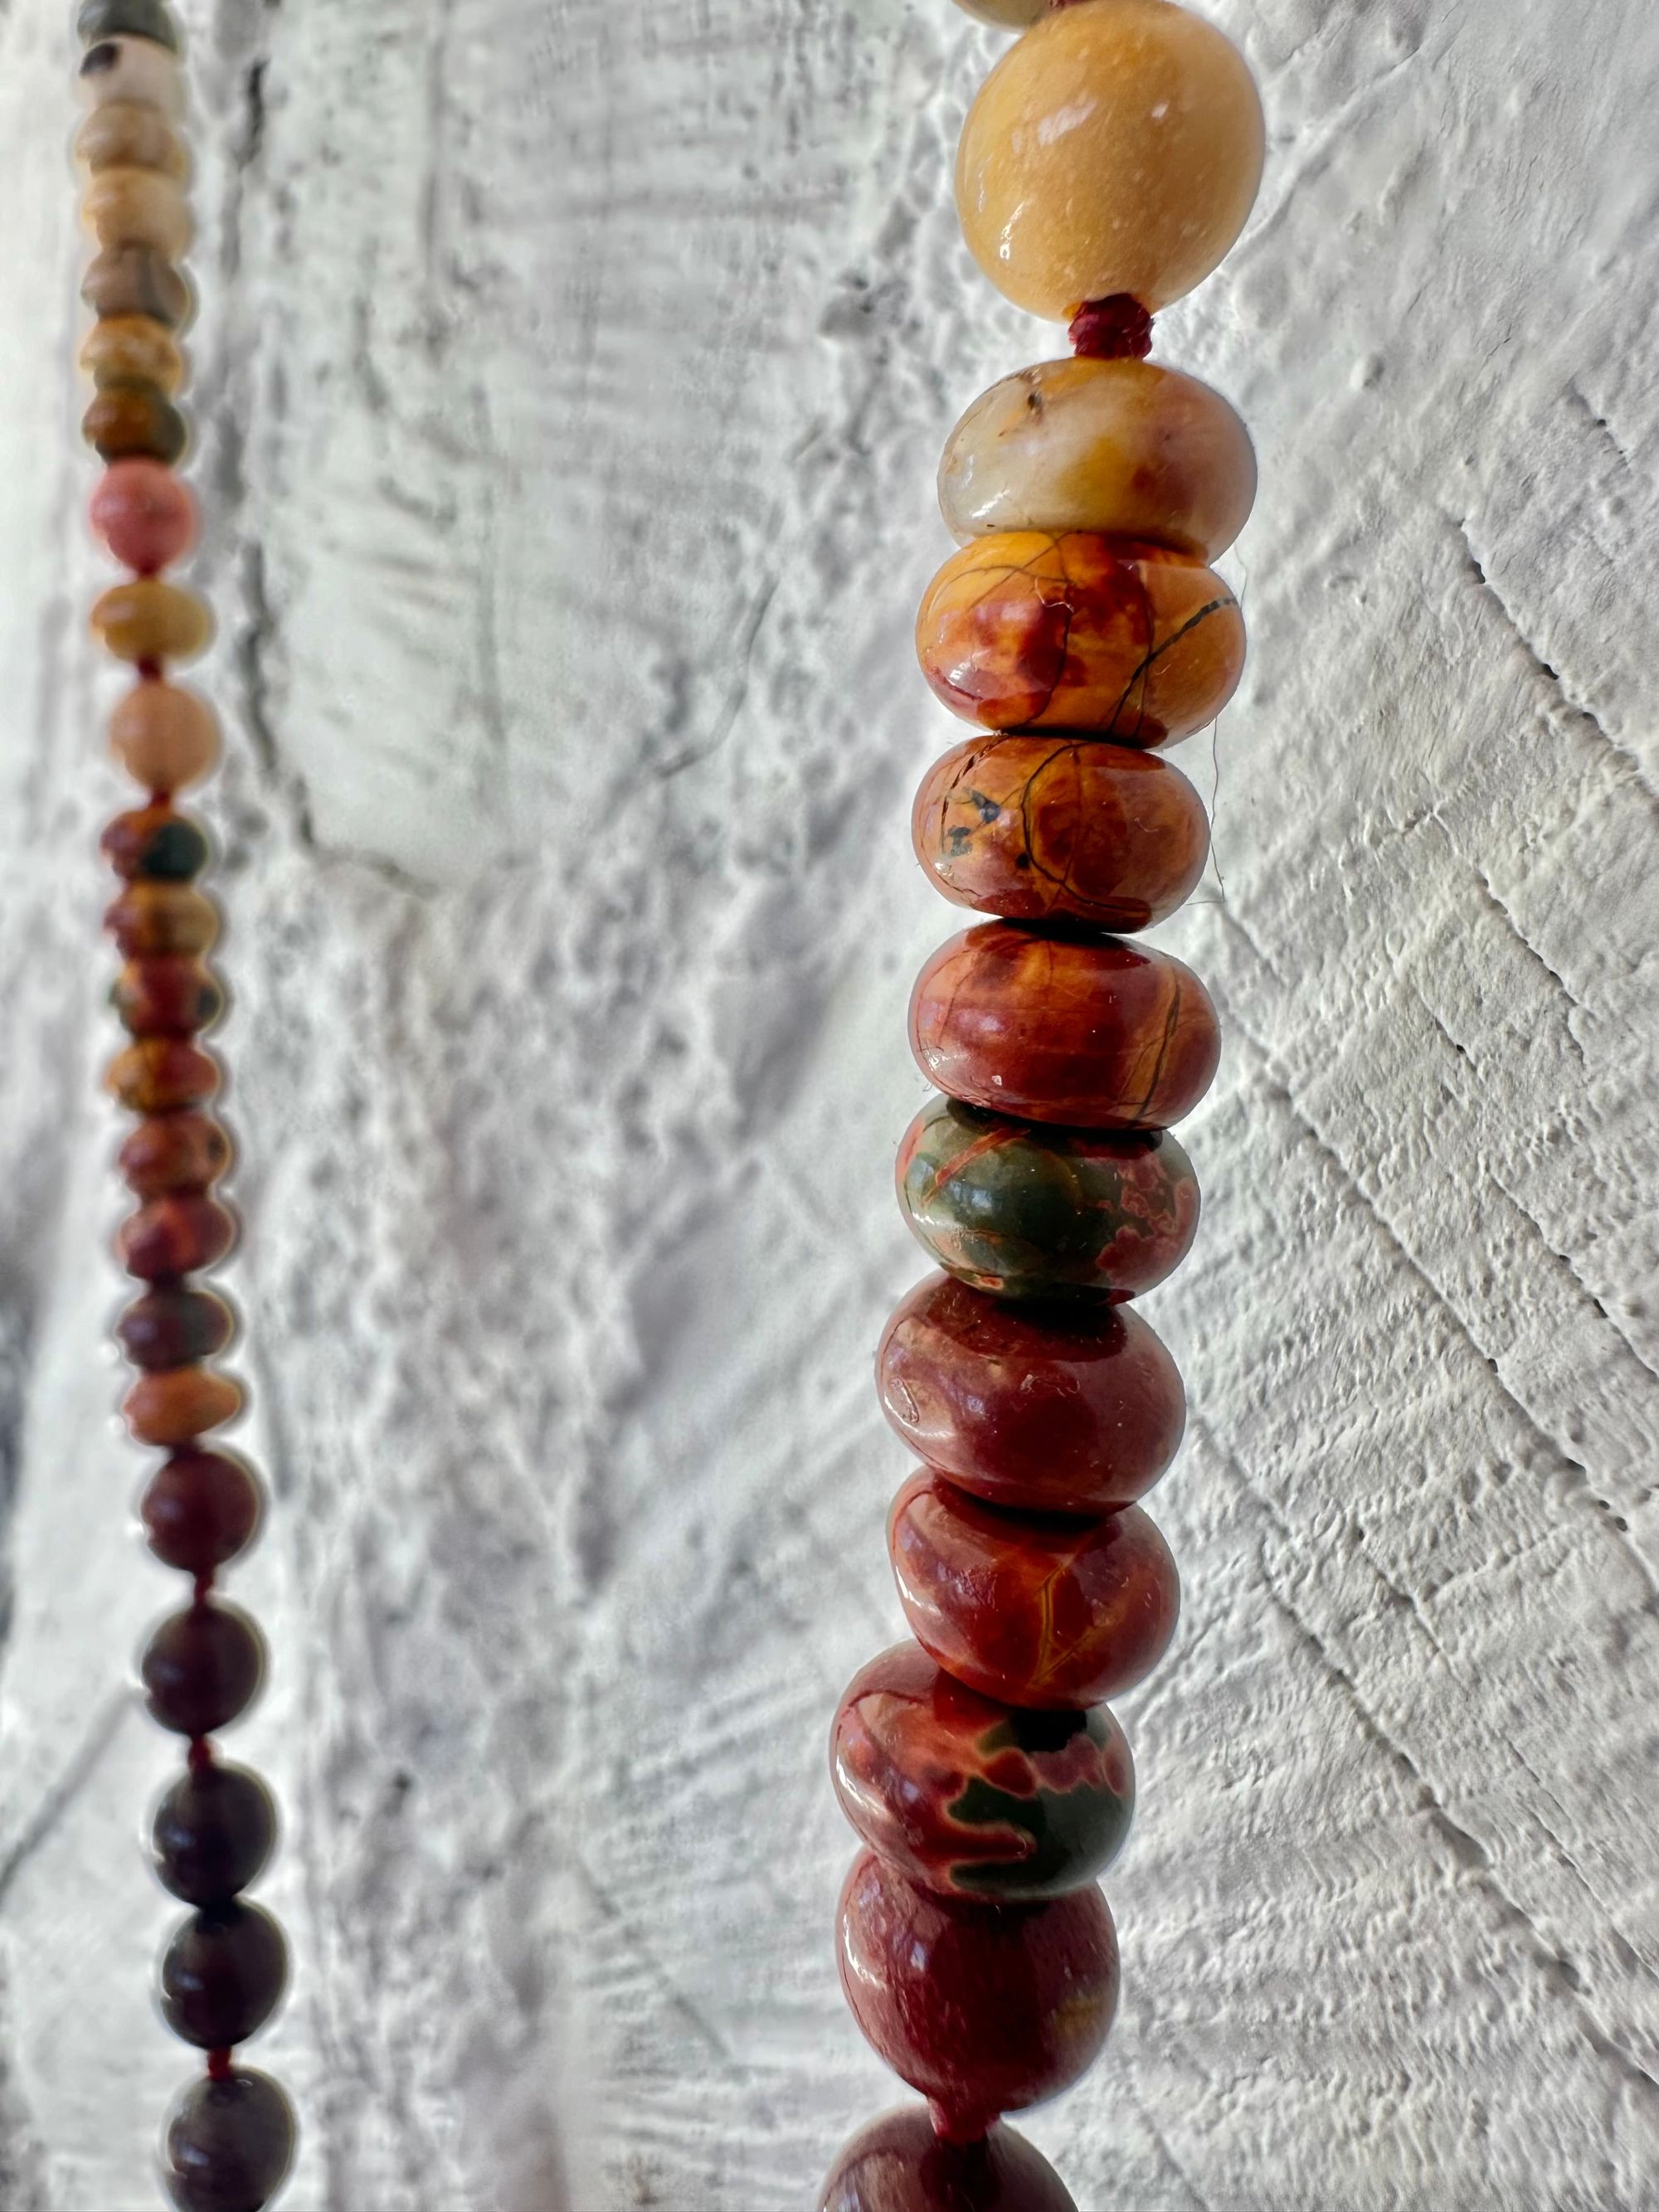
left=1, top=0, right=1657, bottom=2205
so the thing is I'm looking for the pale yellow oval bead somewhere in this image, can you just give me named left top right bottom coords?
left=74, top=100, right=189, bottom=179
left=78, top=34, right=184, bottom=118
left=91, top=577, right=213, bottom=665
left=79, top=314, right=185, bottom=395
left=110, top=682, right=221, bottom=794
left=83, top=167, right=193, bottom=259
left=938, top=356, right=1256, bottom=559
left=956, top=0, right=1264, bottom=318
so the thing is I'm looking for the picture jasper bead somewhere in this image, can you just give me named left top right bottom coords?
left=152, top=1763, right=277, bottom=1906
left=102, top=802, right=208, bottom=879
left=837, top=1850, right=1117, bottom=2140
left=878, top=1273, right=1185, bottom=1514
left=74, top=100, right=187, bottom=179
left=83, top=381, right=187, bottom=466
left=123, top=1364, right=243, bottom=1446
left=118, top=1286, right=234, bottom=1369
left=897, top=1097, right=1199, bottom=1301
left=939, top=358, right=1256, bottom=561
left=916, top=532, right=1243, bottom=744
left=890, top=1475, right=1180, bottom=1709
left=141, top=1600, right=266, bottom=1736
left=158, top=1902, right=288, bottom=2049
left=910, top=921, right=1220, bottom=1130
left=161, top=2068, right=297, bottom=2212
left=91, top=459, right=197, bottom=573
left=912, top=733, right=1209, bottom=931
left=831, top=1643, right=1133, bottom=1902
left=108, top=1039, right=221, bottom=1114
left=82, top=165, right=192, bottom=257
left=141, top=1447, right=264, bottom=1573
left=91, top=575, right=210, bottom=663
left=119, top=1109, right=231, bottom=1194
left=113, top=955, right=223, bottom=1037
left=117, top=1191, right=236, bottom=1278
left=78, top=0, right=182, bottom=52
left=105, top=882, right=219, bottom=958
left=818, top=2107, right=1078, bottom=2212
left=81, top=241, right=191, bottom=325
left=79, top=35, right=183, bottom=116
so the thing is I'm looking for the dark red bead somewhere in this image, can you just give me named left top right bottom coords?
left=141, top=1602, right=265, bottom=1736
left=112, top=955, right=224, bottom=1038
left=152, top=1763, right=277, bottom=1906
left=119, top=1111, right=233, bottom=1197
left=118, top=1192, right=236, bottom=1280
left=101, top=802, right=210, bottom=882
left=118, top=1286, right=235, bottom=1370
left=818, top=2106, right=1078, bottom=2212
left=161, top=2067, right=296, bottom=2212
left=141, top=1449, right=265, bottom=1574
left=158, top=1903, right=288, bottom=2049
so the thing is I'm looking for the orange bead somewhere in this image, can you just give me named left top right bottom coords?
left=109, top=680, right=218, bottom=790
left=123, top=1366, right=243, bottom=1446
left=104, top=881, right=218, bottom=957
left=79, top=314, right=185, bottom=392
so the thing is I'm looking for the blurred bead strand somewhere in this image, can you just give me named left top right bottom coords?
left=75, top=5, right=297, bottom=2207
left=819, top=1, right=1264, bottom=2204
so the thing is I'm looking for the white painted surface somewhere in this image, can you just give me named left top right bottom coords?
left=0, top=0, right=1656, bottom=2205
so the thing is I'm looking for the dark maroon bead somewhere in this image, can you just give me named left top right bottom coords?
left=151, top=1764, right=277, bottom=1907
left=141, top=1602, right=265, bottom=1736
left=141, top=1450, right=265, bottom=1573
left=161, top=2067, right=296, bottom=2212
left=118, top=1286, right=236, bottom=1371
left=158, top=1903, right=288, bottom=2049
left=118, top=1192, right=236, bottom=1281
left=818, top=2106, right=1078, bottom=2212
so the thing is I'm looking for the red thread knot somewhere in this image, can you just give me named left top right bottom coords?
left=1069, top=294, right=1154, bottom=360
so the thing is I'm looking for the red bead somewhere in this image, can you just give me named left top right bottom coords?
left=108, top=1040, right=221, bottom=1115
left=141, top=1449, right=265, bottom=1574
left=152, top=1763, right=278, bottom=1907
left=818, top=2106, right=1078, bottom=2212
left=90, top=457, right=198, bottom=574
left=118, top=1192, right=236, bottom=1279
left=910, top=921, right=1219, bottom=1130
left=119, top=1111, right=232, bottom=1196
left=889, top=1475, right=1180, bottom=1707
left=161, top=2067, right=295, bottom=2212
left=837, top=1849, right=1117, bottom=2139
left=112, top=955, right=224, bottom=1037
left=158, top=1903, right=288, bottom=2049
left=878, top=1272, right=1185, bottom=1514
left=118, top=1286, right=236, bottom=1370
left=141, top=1601, right=266, bottom=1736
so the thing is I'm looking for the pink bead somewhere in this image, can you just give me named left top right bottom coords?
left=90, top=458, right=197, bottom=574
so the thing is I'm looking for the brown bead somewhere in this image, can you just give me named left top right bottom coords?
left=108, top=1039, right=221, bottom=1114
left=112, top=955, right=224, bottom=1037
left=912, top=734, right=1209, bottom=931
left=818, top=2107, right=1079, bottom=2212
left=119, top=1109, right=232, bottom=1194
left=158, top=1903, right=287, bottom=2049
left=105, top=882, right=219, bottom=958
left=101, top=801, right=209, bottom=881
left=73, top=99, right=189, bottom=180
left=82, top=165, right=192, bottom=257
left=123, top=1366, right=243, bottom=1446
left=83, top=381, right=187, bottom=465
left=118, top=1286, right=235, bottom=1369
left=90, top=576, right=209, bottom=663
left=151, top=1764, right=278, bottom=1909
left=161, top=2065, right=297, bottom=2212
left=142, top=1601, right=265, bottom=1737
left=81, top=241, right=192, bottom=326
left=117, top=1192, right=235, bottom=1280
left=142, top=1448, right=264, bottom=1574
left=79, top=313, right=185, bottom=394
left=910, top=921, right=1220, bottom=1130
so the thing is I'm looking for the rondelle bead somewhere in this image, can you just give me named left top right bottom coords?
left=84, top=382, right=187, bottom=466
left=91, top=576, right=211, bottom=664
left=161, top=2067, right=296, bottom=2212
left=938, top=358, right=1255, bottom=560
left=102, top=801, right=209, bottom=880
left=92, top=460, right=198, bottom=575
left=818, top=2106, right=1078, bottom=2212
left=117, top=1191, right=236, bottom=1279
left=158, top=1902, right=287, bottom=2049
left=118, top=1286, right=235, bottom=1369
left=105, top=882, right=220, bottom=958
left=890, top=1474, right=1180, bottom=1709
left=119, top=1109, right=232, bottom=1194
left=151, top=1763, right=277, bottom=1906
left=142, top=1600, right=266, bottom=1737
left=123, top=1365, right=243, bottom=1446
left=141, top=1447, right=265, bottom=1574
left=916, top=532, right=1243, bottom=743
left=911, top=921, right=1220, bottom=1130
left=113, top=955, right=223, bottom=1037
left=109, top=1039, right=221, bottom=1115
left=79, top=310, right=185, bottom=391
left=82, top=165, right=192, bottom=257
left=80, top=0, right=182, bottom=55
left=79, top=34, right=184, bottom=116
left=81, top=241, right=191, bottom=326
left=831, top=1642, right=1133, bottom=1901
left=878, top=1272, right=1185, bottom=1514
left=75, top=100, right=187, bottom=178
left=913, top=734, right=1209, bottom=932
left=898, top=1098, right=1199, bottom=1301
left=955, top=0, right=1264, bottom=318
left=837, top=1850, right=1117, bottom=2139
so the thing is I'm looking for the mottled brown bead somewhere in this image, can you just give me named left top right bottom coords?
left=83, top=380, right=187, bottom=465
left=108, top=1039, right=221, bottom=1115
left=118, top=1286, right=235, bottom=1369
left=112, top=955, right=223, bottom=1037
left=158, top=1903, right=288, bottom=2049
left=161, top=2066, right=297, bottom=2212
left=91, top=575, right=209, bottom=662
left=101, top=801, right=209, bottom=881
left=83, top=165, right=192, bottom=256
left=142, top=1601, right=265, bottom=1737
left=118, top=1192, right=235, bottom=1280
left=119, top=1109, right=232, bottom=1194
left=109, top=683, right=218, bottom=791
left=81, top=241, right=191, bottom=326
left=79, top=311, right=184, bottom=392
left=105, top=882, right=219, bottom=958
left=141, top=1448, right=264, bottom=1574
left=123, top=1365, right=243, bottom=1446
left=74, top=99, right=188, bottom=179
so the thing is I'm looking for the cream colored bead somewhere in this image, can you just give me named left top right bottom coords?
left=938, top=356, right=1256, bottom=559
left=110, top=683, right=221, bottom=793
left=83, top=167, right=193, bottom=259
left=956, top=0, right=1264, bottom=318
left=78, top=34, right=184, bottom=118
left=74, top=99, right=189, bottom=178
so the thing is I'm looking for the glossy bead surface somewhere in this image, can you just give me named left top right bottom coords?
left=118, top=1286, right=235, bottom=1369
left=818, top=2106, right=1078, bottom=2212
left=106, top=881, right=219, bottom=957
left=158, top=1903, right=287, bottom=2049
left=831, top=1643, right=1132, bottom=1901
left=75, top=101, right=188, bottom=177
left=878, top=1272, right=1185, bottom=1514
left=82, top=241, right=191, bottom=324
left=118, top=1192, right=236, bottom=1279
left=123, top=1365, right=243, bottom=1446
left=916, top=532, right=1243, bottom=743
left=898, top=1097, right=1199, bottom=1300
left=91, top=576, right=210, bottom=663
left=79, top=310, right=185, bottom=390
left=102, top=802, right=209, bottom=880
left=92, top=460, right=197, bottom=574
left=142, top=1601, right=265, bottom=1736
left=79, top=0, right=182, bottom=51
left=913, top=732, right=1209, bottom=931
left=82, top=165, right=192, bottom=256
left=837, top=1850, right=1117, bottom=2137
left=911, top=921, right=1220, bottom=1130
left=141, top=1448, right=264, bottom=1573
left=109, top=1040, right=221, bottom=1114
left=79, top=34, right=183, bottom=114
left=113, top=955, right=223, bottom=1037
left=956, top=0, right=1264, bottom=318
left=152, top=1764, right=277, bottom=1906
left=938, top=357, right=1255, bottom=559
left=119, top=1110, right=231, bottom=1194
left=891, top=1475, right=1180, bottom=1708
left=161, top=2067, right=295, bottom=2212
left=84, top=382, right=187, bottom=466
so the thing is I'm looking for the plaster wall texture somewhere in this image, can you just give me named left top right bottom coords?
left=0, top=0, right=1656, bottom=2205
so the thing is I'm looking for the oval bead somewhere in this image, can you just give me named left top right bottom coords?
left=91, top=576, right=211, bottom=663
left=79, top=311, right=185, bottom=391
left=142, top=1601, right=265, bottom=1736
left=113, top=955, right=223, bottom=1037
left=916, top=532, right=1243, bottom=743
left=818, top=2106, right=1078, bottom=2212
left=105, top=882, right=219, bottom=957
left=82, top=165, right=192, bottom=256
left=878, top=1272, right=1185, bottom=1514
left=141, top=1447, right=265, bottom=1573
left=158, top=1903, right=288, bottom=2049
left=117, top=1191, right=236, bottom=1278
left=109, top=683, right=219, bottom=793
left=898, top=1097, right=1199, bottom=1300
left=830, top=1642, right=1132, bottom=1902
left=955, top=0, right=1264, bottom=318
left=79, top=34, right=183, bottom=114
left=890, top=1475, right=1180, bottom=1709
left=101, top=802, right=209, bottom=879
left=939, top=357, right=1255, bottom=559
left=123, top=1365, right=243, bottom=1446
left=91, top=462, right=197, bottom=575
left=81, top=241, right=191, bottom=324
left=108, top=1039, right=220, bottom=1115
left=838, top=1850, right=1117, bottom=2139
left=119, top=1109, right=231, bottom=1194
left=911, top=921, right=1219, bottom=1130
left=75, top=100, right=188, bottom=177
left=118, top=1286, right=235, bottom=1369
left=79, top=0, right=182, bottom=51
left=161, top=2067, right=295, bottom=2212
left=152, top=1763, right=277, bottom=1907
left=912, top=733, right=1209, bottom=931
left=83, top=382, right=187, bottom=466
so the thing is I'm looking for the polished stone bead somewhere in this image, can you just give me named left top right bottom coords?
left=75, top=100, right=188, bottom=178
left=158, top=1902, right=287, bottom=2049
left=102, top=801, right=209, bottom=880
left=124, top=1365, right=243, bottom=1446
left=79, top=310, right=186, bottom=391
left=141, top=1448, right=264, bottom=1573
left=83, top=165, right=192, bottom=257
left=118, top=1286, right=235, bottom=1369
left=912, top=733, right=1209, bottom=931
left=890, top=1475, right=1180, bottom=1709
left=113, top=955, right=223, bottom=1038
left=79, top=0, right=182, bottom=51
left=118, top=1191, right=236, bottom=1279
left=818, top=2106, right=1078, bottom=2212
left=91, top=575, right=210, bottom=663
left=84, top=381, right=187, bottom=466
left=830, top=1642, right=1132, bottom=1902
left=79, top=34, right=184, bottom=115
left=152, top=1763, right=277, bottom=1906
left=916, top=532, right=1243, bottom=744
left=109, top=1040, right=221, bottom=1115
left=91, top=460, right=197, bottom=574
left=142, top=1601, right=265, bottom=1737
left=956, top=0, right=1264, bottom=318
left=838, top=1850, right=1117, bottom=2139
left=938, top=358, right=1255, bottom=559
left=105, top=881, right=219, bottom=957
left=878, top=1272, right=1185, bottom=1514
left=898, top=1097, right=1199, bottom=1301
left=109, top=682, right=219, bottom=792
left=161, top=2067, right=296, bottom=2212
left=911, top=921, right=1220, bottom=1130
left=119, top=1110, right=232, bottom=1194
left=81, top=241, right=191, bottom=325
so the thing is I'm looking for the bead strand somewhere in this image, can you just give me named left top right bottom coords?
left=75, top=7, right=297, bottom=2207
left=820, top=1, right=1265, bottom=2203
